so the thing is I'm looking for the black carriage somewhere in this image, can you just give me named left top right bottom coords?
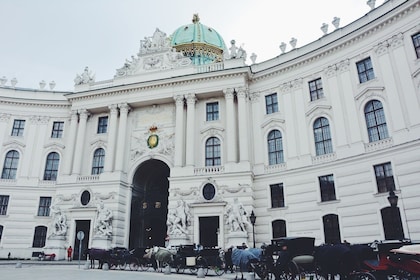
left=172, top=245, right=225, bottom=276
left=107, top=247, right=139, bottom=270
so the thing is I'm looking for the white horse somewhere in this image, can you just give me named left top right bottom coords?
left=144, top=246, right=175, bottom=272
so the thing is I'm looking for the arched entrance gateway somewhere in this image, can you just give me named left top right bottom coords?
left=129, top=159, right=169, bottom=248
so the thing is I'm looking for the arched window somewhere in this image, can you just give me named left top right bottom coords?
left=323, top=214, right=341, bottom=244
left=364, top=100, right=389, bottom=142
left=267, top=130, right=284, bottom=165
left=32, top=226, right=47, bottom=248
left=43, top=152, right=60, bottom=181
left=313, top=117, right=333, bottom=156
left=1, top=150, right=19, bottom=179
left=381, top=207, right=404, bottom=240
left=205, top=137, right=221, bottom=166
left=91, top=148, right=105, bottom=175
left=272, top=219, right=286, bottom=239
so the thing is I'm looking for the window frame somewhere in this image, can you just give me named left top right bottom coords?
left=323, top=214, right=341, bottom=244
left=412, top=32, right=420, bottom=59
left=0, top=195, right=10, bottom=215
left=206, top=102, right=219, bottom=121
left=43, top=152, right=60, bottom=181
left=374, top=162, right=395, bottom=193
left=313, top=117, right=333, bottom=156
left=356, top=57, right=375, bottom=83
left=265, top=93, right=278, bottom=114
left=205, top=137, right=221, bottom=166
left=270, top=183, right=285, bottom=208
left=11, top=119, right=25, bottom=136
left=97, top=116, right=108, bottom=134
left=272, top=219, right=287, bottom=239
left=32, top=226, right=47, bottom=248
left=91, top=148, right=105, bottom=175
left=51, top=121, right=64, bottom=138
left=1, top=150, right=19, bottom=180
left=267, top=130, right=284, bottom=165
left=319, top=174, right=336, bottom=202
left=364, top=100, right=389, bottom=142
left=37, top=197, right=52, bottom=216
left=308, top=78, right=324, bottom=101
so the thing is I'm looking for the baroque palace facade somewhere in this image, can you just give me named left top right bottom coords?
left=0, top=0, right=419, bottom=260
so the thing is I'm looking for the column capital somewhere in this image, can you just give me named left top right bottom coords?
left=70, top=110, right=79, bottom=120
left=185, top=93, right=196, bottom=105
left=118, top=103, right=131, bottom=114
left=109, top=104, right=119, bottom=114
left=236, top=87, right=248, bottom=99
left=78, top=109, right=90, bottom=120
left=223, top=88, right=235, bottom=99
left=174, top=94, right=185, bottom=106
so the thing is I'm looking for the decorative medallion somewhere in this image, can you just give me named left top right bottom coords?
left=147, top=125, right=159, bottom=149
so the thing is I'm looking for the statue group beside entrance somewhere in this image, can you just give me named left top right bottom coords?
left=225, top=197, right=252, bottom=233
left=167, top=200, right=191, bottom=236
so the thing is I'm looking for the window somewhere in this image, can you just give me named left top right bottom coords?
left=265, top=93, right=278, bottom=114
left=32, top=226, right=47, bottom=248
left=272, top=220, right=286, bottom=239
left=364, top=100, right=389, bottom=142
left=267, top=130, right=284, bottom=165
left=206, top=102, right=219, bottom=121
left=0, top=225, right=3, bottom=242
left=356, top=57, right=375, bottom=83
left=323, top=214, right=341, bottom=244
left=11, top=119, right=25, bottom=136
left=309, top=78, right=324, bottom=101
left=51, top=121, right=64, bottom=138
left=38, top=197, right=51, bottom=216
left=205, top=137, right=221, bottom=166
left=319, top=174, right=336, bottom=202
left=43, top=152, right=60, bottom=181
left=313, top=117, right=333, bottom=156
left=374, top=162, right=395, bottom=193
left=381, top=207, right=404, bottom=240
left=0, top=195, right=9, bottom=215
left=1, top=150, right=19, bottom=179
left=412, top=32, right=420, bottom=59
left=270, top=183, right=285, bottom=208
left=97, top=116, right=108, bottom=134
left=91, top=148, right=105, bottom=175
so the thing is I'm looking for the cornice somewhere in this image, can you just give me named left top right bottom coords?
left=251, top=1, right=419, bottom=82
left=0, top=99, right=70, bottom=109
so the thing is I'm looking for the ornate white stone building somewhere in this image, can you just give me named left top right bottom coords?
left=0, top=0, right=419, bottom=260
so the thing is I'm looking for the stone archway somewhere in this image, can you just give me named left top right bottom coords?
left=129, top=159, right=169, bottom=249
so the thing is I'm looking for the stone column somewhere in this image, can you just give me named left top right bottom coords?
left=115, top=103, right=130, bottom=171
left=237, top=87, right=249, bottom=162
left=224, top=88, right=237, bottom=163
left=72, top=109, right=89, bottom=175
left=185, top=93, right=196, bottom=166
left=174, top=95, right=185, bottom=167
left=104, top=105, right=119, bottom=172
left=63, top=111, right=78, bottom=175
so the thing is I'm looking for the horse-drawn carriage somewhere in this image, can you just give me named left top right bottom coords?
left=172, top=245, right=226, bottom=275
left=87, top=247, right=139, bottom=270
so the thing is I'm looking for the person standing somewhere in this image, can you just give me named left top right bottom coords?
left=67, top=246, right=73, bottom=261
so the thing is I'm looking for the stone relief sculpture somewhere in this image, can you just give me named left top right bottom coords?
left=225, top=198, right=251, bottom=233
left=94, top=201, right=113, bottom=237
left=49, top=204, right=67, bottom=237
left=167, top=200, right=191, bottom=236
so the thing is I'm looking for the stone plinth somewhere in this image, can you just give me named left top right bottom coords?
left=44, top=235, right=67, bottom=260
left=226, top=231, right=248, bottom=247
left=91, top=235, right=111, bottom=249
left=167, top=234, right=190, bottom=247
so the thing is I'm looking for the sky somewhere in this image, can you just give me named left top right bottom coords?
left=0, top=0, right=386, bottom=91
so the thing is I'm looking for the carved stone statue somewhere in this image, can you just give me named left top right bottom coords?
left=94, top=201, right=113, bottom=237
left=167, top=200, right=191, bottom=236
left=74, top=66, right=95, bottom=85
left=225, top=198, right=251, bottom=233
left=49, top=204, right=67, bottom=237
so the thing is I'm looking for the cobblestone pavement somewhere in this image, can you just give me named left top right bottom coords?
left=0, top=261, right=252, bottom=280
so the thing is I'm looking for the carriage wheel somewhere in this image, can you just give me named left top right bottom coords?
left=129, top=259, right=139, bottom=271
left=196, top=256, right=208, bottom=275
left=214, top=257, right=226, bottom=276
left=109, top=261, right=118, bottom=270
left=350, top=272, right=376, bottom=280
left=175, top=264, right=185, bottom=274
left=287, top=261, right=301, bottom=280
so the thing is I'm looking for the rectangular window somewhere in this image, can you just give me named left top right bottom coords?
left=309, top=78, right=324, bottom=101
left=412, top=32, right=420, bottom=59
left=51, top=121, right=64, bottom=138
left=206, top=102, right=219, bottom=121
left=265, top=93, right=278, bottom=114
left=11, top=119, right=25, bottom=136
left=270, top=183, right=285, bottom=208
left=319, top=174, right=336, bottom=202
left=356, top=57, right=375, bottom=83
left=374, top=162, right=395, bottom=193
left=97, top=116, right=108, bottom=134
left=37, top=197, right=51, bottom=216
left=0, top=195, right=9, bottom=215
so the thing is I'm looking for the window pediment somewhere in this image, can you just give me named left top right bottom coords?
left=305, top=104, right=332, bottom=117
left=261, top=116, right=285, bottom=129
left=44, top=142, right=65, bottom=150
left=355, top=86, right=385, bottom=101
left=3, top=139, right=25, bottom=149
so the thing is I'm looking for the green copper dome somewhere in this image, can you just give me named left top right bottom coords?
left=171, top=14, right=226, bottom=65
